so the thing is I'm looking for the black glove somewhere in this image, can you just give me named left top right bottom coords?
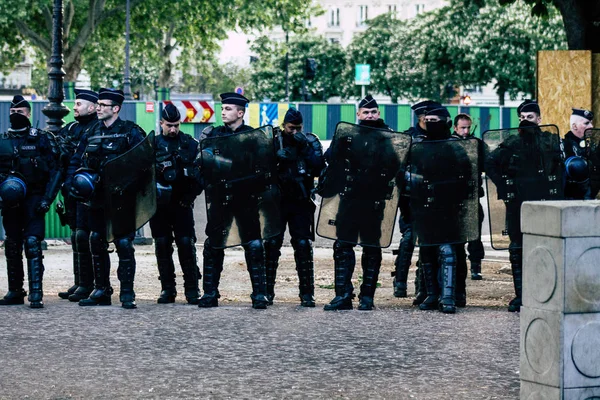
left=35, top=197, right=51, bottom=215
left=277, top=148, right=292, bottom=160
left=292, top=132, right=308, bottom=148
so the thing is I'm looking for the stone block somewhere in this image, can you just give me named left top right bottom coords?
left=521, top=381, right=600, bottom=400
left=521, top=200, right=600, bottom=238
left=520, top=307, right=561, bottom=387
left=523, top=235, right=564, bottom=312
left=563, top=313, right=600, bottom=389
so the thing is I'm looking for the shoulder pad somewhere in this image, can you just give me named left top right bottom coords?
left=304, top=132, right=320, bottom=142
left=202, top=126, right=214, bottom=135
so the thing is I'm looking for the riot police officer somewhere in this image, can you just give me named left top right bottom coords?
left=562, top=108, right=594, bottom=199
left=0, top=95, right=62, bottom=308
left=324, top=95, right=397, bottom=311
left=68, top=88, right=146, bottom=309
left=150, top=103, right=203, bottom=304
left=485, top=100, right=563, bottom=312
left=57, top=89, right=99, bottom=302
left=264, top=108, right=324, bottom=307
left=197, top=92, right=271, bottom=309
left=393, top=101, right=441, bottom=301
left=411, top=105, right=479, bottom=314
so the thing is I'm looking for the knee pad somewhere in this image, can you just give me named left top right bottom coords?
left=401, top=226, right=413, bottom=244
left=155, top=236, right=173, bottom=258
left=333, top=240, right=354, bottom=255
left=264, top=235, right=284, bottom=252
left=438, top=244, right=456, bottom=265
left=115, top=237, right=135, bottom=258
left=89, top=231, right=108, bottom=255
left=174, top=236, right=195, bottom=249
left=4, top=236, right=22, bottom=259
left=24, top=236, right=42, bottom=259
left=244, top=239, right=263, bottom=253
left=292, top=238, right=312, bottom=252
left=75, top=229, right=90, bottom=253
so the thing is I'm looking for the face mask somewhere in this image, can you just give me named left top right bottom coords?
left=9, top=113, right=31, bottom=130
left=426, top=121, right=449, bottom=139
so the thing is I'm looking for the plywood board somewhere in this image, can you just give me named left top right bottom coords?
left=537, top=50, right=592, bottom=136
left=593, top=53, right=600, bottom=127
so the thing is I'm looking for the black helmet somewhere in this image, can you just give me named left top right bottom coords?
left=71, top=169, right=99, bottom=201
left=0, top=173, right=27, bottom=208
left=565, top=156, right=589, bottom=183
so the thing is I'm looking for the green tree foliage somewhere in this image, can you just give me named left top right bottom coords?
left=345, top=0, right=566, bottom=104
left=248, top=34, right=346, bottom=102
left=0, top=0, right=317, bottom=94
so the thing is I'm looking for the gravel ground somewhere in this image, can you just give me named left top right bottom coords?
left=0, top=243, right=520, bottom=400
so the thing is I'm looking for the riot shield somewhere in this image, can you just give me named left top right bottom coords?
left=200, top=126, right=282, bottom=249
left=410, top=138, right=480, bottom=246
left=103, top=131, right=157, bottom=243
left=483, top=125, right=563, bottom=250
left=316, top=122, right=411, bottom=248
left=585, top=128, right=600, bottom=199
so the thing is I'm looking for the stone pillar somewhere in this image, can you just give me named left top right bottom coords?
left=520, top=200, right=600, bottom=399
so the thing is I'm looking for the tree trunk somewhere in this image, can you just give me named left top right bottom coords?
left=497, top=87, right=506, bottom=106
left=554, top=0, right=600, bottom=52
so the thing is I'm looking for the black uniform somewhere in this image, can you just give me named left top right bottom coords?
left=264, top=127, right=324, bottom=306
left=562, top=131, right=592, bottom=200
left=198, top=123, right=272, bottom=309
left=57, top=114, right=99, bottom=301
left=392, top=124, right=427, bottom=298
left=323, top=118, right=394, bottom=311
left=150, top=131, right=203, bottom=304
left=69, top=117, right=146, bottom=308
left=0, top=125, right=61, bottom=308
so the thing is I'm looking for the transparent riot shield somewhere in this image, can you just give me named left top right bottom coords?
left=410, top=138, right=480, bottom=246
left=103, top=131, right=157, bottom=243
left=316, top=122, right=411, bottom=248
left=483, top=124, right=563, bottom=250
left=585, top=128, right=600, bottom=199
left=200, top=126, right=282, bottom=249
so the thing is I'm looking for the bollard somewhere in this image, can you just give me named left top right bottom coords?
left=520, top=200, right=600, bottom=399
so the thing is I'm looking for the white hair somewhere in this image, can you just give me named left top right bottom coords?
left=571, top=114, right=588, bottom=127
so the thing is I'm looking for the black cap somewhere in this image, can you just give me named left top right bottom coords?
left=220, top=92, right=249, bottom=107
left=412, top=100, right=441, bottom=116
left=283, top=108, right=303, bottom=124
left=517, top=100, right=540, bottom=116
left=358, top=95, right=378, bottom=109
left=162, top=103, right=181, bottom=122
left=425, top=106, right=451, bottom=120
left=98, top=88, right=125, bottom=105
left=572, top=108, right=594, bottom=121
left=10, top=95, right=30, bottom=109
left=74, top=88, right=98, bottom=103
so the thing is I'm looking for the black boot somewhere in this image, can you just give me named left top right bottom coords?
left=24, top=237, right=44, bottom=309
left=508, top=250, right=522, bottom=312
left=438, top=245, right=457, bottom=314
left=412, top=261, right=427, bottom=306
left=418, top=262, right=439, bottom=311
left=116, top=238, right=137, bottom=309
left=0, top=238, right=26, bottom=306
left=176, top=236, right=201, bottom=305
left=293, top=239, right=315, bottom=307
left=455, top=245, right=467, bottom=308
left=80, top=250, right=112, bottom=306
left=358, top=249, right=381, bottom=311
left=59, top=231, right=79, bottom=299
left=324, top=242, right=355, bottom=311
left=244, top=240, right=269, bottom=309
left=198, top=240, right=223, bottom=308
left=68, top=250, right=94, bottom=302
left=470, top=260, right=483, bottom=280
left=392, top=236, right=414, bottom=298
left=264, top=237, right=281, bottom=305
left=156, top=236, right=176, bottom=304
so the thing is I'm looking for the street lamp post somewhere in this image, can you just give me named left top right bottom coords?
left=123, top=0, right=133, bottom=100
left=42, top=0, right=70, bottom=134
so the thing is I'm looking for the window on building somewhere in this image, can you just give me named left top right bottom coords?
left=358, top=5, right=368, bottom=26
left=415, top=4, right=425, bottom=14
left=305, top=18, right=312, bottom=28
left=328, top=7, right=340, bottom=27
left=388, top=4, right=397, bottom=15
